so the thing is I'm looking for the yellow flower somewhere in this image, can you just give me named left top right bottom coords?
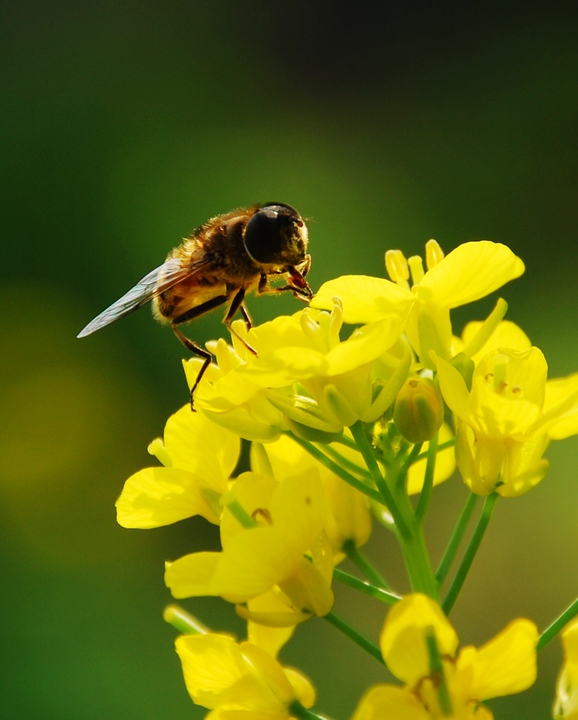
left=258, top=433, right=372, bottom=560
left=255, top=427, right=455, bottom=563
left=353, top=594, right=538, bottom=720
left=544, top=373, right=578, bottom=441
left=436, top=345, right=578, bottom=496
left=192, top=303, right=406, bottom=436
left=454, top=319, right=532, bottom=360
left=175, top=631, right=315, bottom=718
left=312, top=240, right=524, bottom=369
left=165, top=471, right=334, bottom=624
left=116, top=404, right=240, bottom=527
left=554, top=619, right=578, bottom=719
left=185, top=345, right=287, bottom=442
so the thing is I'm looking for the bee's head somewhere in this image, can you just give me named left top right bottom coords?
left=242, top=203, right=309, bottom=267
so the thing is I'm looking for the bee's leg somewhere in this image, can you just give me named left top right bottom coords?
left=171, top=294, right=230, bottom=410
left=258, top=277, right=313, bottom=302
left=223, top=288, right=258, bottom=356
left=171, top=325, right=212, bottom=410
left=299, top=253, right=312, bottom=278
left=239, top=302, right=252, bottom=329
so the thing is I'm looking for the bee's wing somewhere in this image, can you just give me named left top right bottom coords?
left=77, top=257, right=201, bottom=337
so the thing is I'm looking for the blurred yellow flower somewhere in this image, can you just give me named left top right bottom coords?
left=554, top=619, right=578, bottom=719
left=353, top=594, right=538, bottom=720
left=175, top=632, right=315, bottom=718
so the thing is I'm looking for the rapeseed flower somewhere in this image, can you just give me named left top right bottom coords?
left=554, top=619, right=578, bottom=719
left=192, top=301, right=407, bottom=436
left=312, top=240, right=524, bottom=369
left=259, top=433, right=372, bottom=559
left=111, top=236, right=578, bottom=720
left=352, top=594, right=538, bottom=720
left=175, top=631, right=315, bottom=718
left=436, top=346, right=578, bottom=496
left=116, top=404, right=240, bottom=527
left=165, top=472, right=334, bottom=624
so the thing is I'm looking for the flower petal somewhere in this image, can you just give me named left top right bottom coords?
left=311, top=275, right=414, bottom=324
left=380, top=594, right=459, bottom=685
left=116, top=467, right=219, bottom=528
left=544, top=374, right=578, bottom=440
left=419, top=242, right=524, bottom=309
left=213, top=527, right=297, bottom=602
left=435, top=355, right=471, bottom=420
left=270, top=473, right=327, bottom=550
left=457, top=618, right=538, bottom=699
left=175, top=634, right=247, bottom=708
left=163, top=405, right=240, bottom=478
left=166, top=552, right=221, bottom=598
left=352, top=684, right=430, bottom=720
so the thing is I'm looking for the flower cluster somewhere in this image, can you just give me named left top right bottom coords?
left=116, top=239, right=578, bottom=719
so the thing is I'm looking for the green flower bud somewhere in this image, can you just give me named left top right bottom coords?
left=393, top=377, right=444, bottom=444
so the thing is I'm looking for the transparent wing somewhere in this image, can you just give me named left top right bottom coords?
left=77, top=256, right=207, bottom=337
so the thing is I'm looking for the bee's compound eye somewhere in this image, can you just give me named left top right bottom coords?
left=243, top=204, right=300, bottom=264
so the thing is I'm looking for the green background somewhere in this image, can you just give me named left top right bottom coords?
left=2, top=2, right=578, bottom=718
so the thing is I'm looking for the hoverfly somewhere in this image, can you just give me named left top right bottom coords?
left=78, top=203, right=312, bottom=406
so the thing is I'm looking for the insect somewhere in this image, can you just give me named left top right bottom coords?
left=78, top=203, right=313, bottom=406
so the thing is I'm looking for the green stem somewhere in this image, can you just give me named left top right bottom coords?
left=396, top=510, right=439, bottom=600
left=435, top=492, right=479, bottom=585
left=225, top=498, right=257, bottom=528
left=333, top=433, right=358, bottom=451
left=333, top=567, right=400, bottom=605
left=323, top=444, right=372, bottom=480
left=289, top=700, right=331, bottom=720
left=350, top=421, right=410, bottom=537
left=398, top=442, right=423, bottom=486
left=442, top=493, right=498, bottom=614
left=288, top=433, right=383, bottom=504
left=324, top=611, right=384, bottom=665
left=415, top=433, right=437, bottom=524
left=416, top=437, right=455, bottom=460
left=375, top=445, right=439, bottom=600
left=425, top=628, right=453, bottom=716
left=538, top=597, right=578, bottom=651
left=344, top=540, right=391, bottom=590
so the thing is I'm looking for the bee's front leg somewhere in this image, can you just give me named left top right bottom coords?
left=258, top=269, right=313, bottom=302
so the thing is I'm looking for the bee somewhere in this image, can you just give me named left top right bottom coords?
left=78, top=203, right=312, bottom=406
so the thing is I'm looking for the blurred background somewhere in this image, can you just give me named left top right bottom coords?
left=1, top=1, right=578, bottom=717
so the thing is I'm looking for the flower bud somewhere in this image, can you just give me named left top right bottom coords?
left=393, top=377, right=444, bottom=444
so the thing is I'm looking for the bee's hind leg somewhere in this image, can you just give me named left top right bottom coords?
left=223, top=288, right=257, bottom=357
left=171, top=294, right=229, bottom=410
